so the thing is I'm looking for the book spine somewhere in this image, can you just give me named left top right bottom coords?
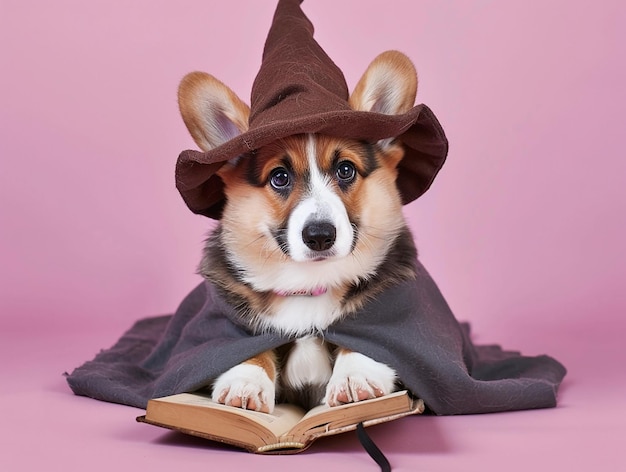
left=257, top=441, right=307, bottom=453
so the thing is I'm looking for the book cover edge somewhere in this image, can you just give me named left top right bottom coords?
left=137, top=392, right=424, bottom=454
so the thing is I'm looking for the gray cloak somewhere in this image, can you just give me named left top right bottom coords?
left=66, top=260, right=566, bottom=415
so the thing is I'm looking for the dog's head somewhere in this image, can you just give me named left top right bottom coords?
left=178, top=51, right=417, bottom=294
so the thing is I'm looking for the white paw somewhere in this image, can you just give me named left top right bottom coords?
left=212, top=363, right=276, bottom=413
left=324, top=351, right=396, bottom=407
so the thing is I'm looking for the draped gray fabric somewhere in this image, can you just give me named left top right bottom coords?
left=66, top=260, right=565, bottom=415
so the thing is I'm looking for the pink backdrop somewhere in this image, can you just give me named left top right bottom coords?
left=1, top=1, right=624, bottom=471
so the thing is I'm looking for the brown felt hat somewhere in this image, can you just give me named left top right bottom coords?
left=175, top=0, right=448, bottom=219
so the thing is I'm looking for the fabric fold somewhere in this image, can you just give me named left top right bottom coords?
left=67, top=259, right=565, bottom=414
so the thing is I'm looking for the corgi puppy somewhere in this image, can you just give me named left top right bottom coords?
left=178, top=51, right=419, bottom=413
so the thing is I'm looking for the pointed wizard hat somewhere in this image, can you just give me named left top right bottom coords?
left=175, top=0, right=449, bottom=219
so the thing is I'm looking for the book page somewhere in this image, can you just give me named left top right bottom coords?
left=151, top=393, right=306, bottom=438
left=288, top=390, right=415, bottom=439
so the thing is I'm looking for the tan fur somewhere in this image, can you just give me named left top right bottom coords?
left=179, top=51, right=419, bottom=411
left=243, top=350, right=277, bottom=382
left=350, top=50, right=417, bottom=115
left=217, top=134, right=407, bottom=316
left=178, top=72, right=250, bottom=152
left=223, top=137, right=311, bottom=226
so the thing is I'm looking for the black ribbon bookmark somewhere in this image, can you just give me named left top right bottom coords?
left=356, top=423, right=391, bottom=472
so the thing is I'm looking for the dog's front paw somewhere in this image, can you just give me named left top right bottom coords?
left=212, top=363, right=276, bottom=413
left=324, top=351, right=396, bottom=407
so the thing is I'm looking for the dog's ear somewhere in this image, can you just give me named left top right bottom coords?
left=349, top=50, right=417, bottom=116
left=178, top=72, right=250, bottom=152
left=350, top=51, right=417, bottom=164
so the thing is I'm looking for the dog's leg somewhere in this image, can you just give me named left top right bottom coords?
left=324, top=349, right=396, bottom=406
left=211, top=350, right=277, bottom=413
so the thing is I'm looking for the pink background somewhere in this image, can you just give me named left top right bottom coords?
left=1, top=0, right=624, bottom=470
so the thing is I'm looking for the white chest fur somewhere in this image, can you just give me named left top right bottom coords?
left=258, top=291, right=343, bottom=336
left=283, top=336, right=333, bottom=390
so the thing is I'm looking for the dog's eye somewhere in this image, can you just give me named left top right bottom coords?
left=269, top=168, right=290, bottom=189
left=336, top=161, right=356, bottom=183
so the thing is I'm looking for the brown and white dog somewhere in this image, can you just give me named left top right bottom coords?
left=178, top=51, right=419, bottom=413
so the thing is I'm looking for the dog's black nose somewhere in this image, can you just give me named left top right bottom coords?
left=302, top=222, right=336, bottom=252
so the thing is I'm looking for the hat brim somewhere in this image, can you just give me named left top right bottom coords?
left=175, top=103, right=448, bottom=219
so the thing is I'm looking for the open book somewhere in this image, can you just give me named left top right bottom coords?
left=137, top=390, right=424, bottom=454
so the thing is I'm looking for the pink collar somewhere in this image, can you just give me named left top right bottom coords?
left=274, top=286, right=328, bottom=297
